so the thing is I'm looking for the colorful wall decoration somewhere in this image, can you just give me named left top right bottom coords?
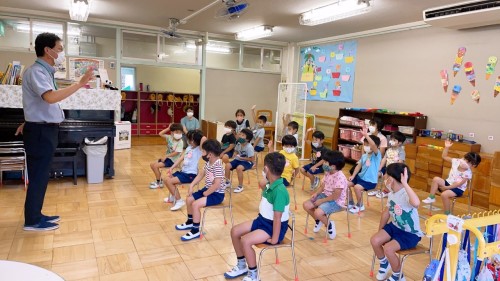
left=299, top=40, right=358, bottom=103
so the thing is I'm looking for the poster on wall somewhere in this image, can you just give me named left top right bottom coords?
left=299, top=40, right=358, bottom=102
left=68, top=58, right=104, bottom=81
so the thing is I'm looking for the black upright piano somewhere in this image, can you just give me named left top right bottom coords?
left=0, top=108, right=115, bottom=179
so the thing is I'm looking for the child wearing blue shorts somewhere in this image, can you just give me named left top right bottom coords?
left=348, top=127, right=382, bottom=214
left=224, top=152, right=289, bottom=281
left=175, top=139, right=226, bottom=241
left=303, top=150, right=347, bottom=240
left=163, top=130, right=203, bottom=211
left=220, top=120, right=237, bottom=163
left=370, top=163, right=423, bottom=281
left=224, top=128, right=254, bottom=193
left=300, top=130, right=329, bottom=190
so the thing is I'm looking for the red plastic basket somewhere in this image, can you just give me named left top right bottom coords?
left=351, top=147, right=362, bottom=161
left=351, top=130, right=363, bottom=143
left=340, top=128, right=351, bottom=140
left=338, top=145, right=352, bottom=158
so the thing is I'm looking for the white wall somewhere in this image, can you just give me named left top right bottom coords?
left=302, top=25, right=500, bottom=153
left=134, top=65, right=200, bottom=94
left=205, top=69, right=280, bottom=124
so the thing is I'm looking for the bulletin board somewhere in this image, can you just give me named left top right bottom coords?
left=299, top=40, right=358, bottom=102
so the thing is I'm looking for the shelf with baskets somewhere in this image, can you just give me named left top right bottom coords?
left=120, top=90, right=200, bottom=136
left=335, top=108, right=427, bottom=162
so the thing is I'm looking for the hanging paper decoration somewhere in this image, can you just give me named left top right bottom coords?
left=471, top=90, right=480, bottom=103
left=494, top=76, right=500, bottom=98
left=464, top=62, right=476, bottom=86
left=300, top=53, right=316, bottom=82
left=440, top=69, right=449, bottom=93
left=452, top=47, right=466, bottom=77
left=451, top=85, right=461, bottom=105
left=486, top=56, right=498, bottom=80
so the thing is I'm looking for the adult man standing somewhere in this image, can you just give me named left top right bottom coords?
left=16, top=32, right=93, bottom=231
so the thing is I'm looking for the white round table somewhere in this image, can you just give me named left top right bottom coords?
left=0, top=260, right=64, bottom=281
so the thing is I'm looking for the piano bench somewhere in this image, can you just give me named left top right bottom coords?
left=53, top=144, right=80, bottom=185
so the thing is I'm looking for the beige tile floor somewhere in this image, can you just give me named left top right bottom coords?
left=0, top=141, right=484, bottom=281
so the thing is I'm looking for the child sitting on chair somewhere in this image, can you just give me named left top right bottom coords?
left=224, top=152, right=289, bottom=281
left=235, top=109, right=251, bottom=133
left=250, top=105, right=267, bottom=153
left=224, top=128, right=255, bottom=193
left=300, top=130, right=329, bottom=190
left=422, top=139, right=481, bottom=214
left=175, top=139, right=226, bottom=241
left=303, top=150, right=347, bottom=240
left=268, top=135, right=300, bottom=187
left=348, top=127, right=381, bottom=214
left=370, top=131, right=406, bottom=198
left=370, top=163, right=423, bottom=281
left=220, top=120, right=237, bottom=163
left=163, top=130, right=204, bottom=211
left=149, top=123, right=184, bottom=189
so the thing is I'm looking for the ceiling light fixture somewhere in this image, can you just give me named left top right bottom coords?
left=69, top=0, right=93, bottom=22
left=235, top=25, right=273, bottom=41
left=299, top=0, right=372, bottom=26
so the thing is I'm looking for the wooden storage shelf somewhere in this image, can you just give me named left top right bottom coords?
left=121, top=90, right=200, bottom=136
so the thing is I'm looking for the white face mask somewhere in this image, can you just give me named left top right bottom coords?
left=363, top=145, right=371, bottom=153
left=389, top=140, right=397, bottom=146
left=187, top=112, right=194, bottom=117
left=173, top=133, right=183, bottom=140
left=223, top=127, right=232, bottom=134
left=368, top=126, right=376, bottom=133
left=49, top=49, right=65, bottom=66
left=311, top=141, right=319, bottom=148
left=284, top=147, right=295, bottom=154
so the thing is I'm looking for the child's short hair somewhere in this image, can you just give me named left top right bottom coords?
left=391, top=131, right=406, bottom=144
left=264, top=152, right=286, bottom=176
left=235, top=109, right=246, bottom=117
left=322, top=150, right=345, bottom=171
left=312, top=130, right=325, bottom=140
left=202, top=139, right=222, bottom=156
left=185, top=105, right=194, bottom=112
left=187, top=130, right=203, bottom=146
left=363, top=135, right=381, bottom=148
left=288, top=121, right=299, bottom=131
left=282, top=135, right=298, bottom=147
left=169, top=123, right=183, bottom=133
left=464, top=152, right=481, bottom=167
left=240, top=128, right=253, bottom=142
left=258, top=115, right=267, bottom=123
left=386, top=163, right=411, bottom=183
left=370, top=117, right=384, bottom=131
left=225, top=120, right=237, bottom=130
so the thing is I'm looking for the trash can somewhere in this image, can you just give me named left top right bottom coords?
left=82, top=137, right=108, bottom=184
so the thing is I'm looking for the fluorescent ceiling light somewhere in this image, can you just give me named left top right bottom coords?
left=70, top=0, right=93, bottom=22
left=15, top=23, right=80, bottom=36
left=235, top=25, right=273, bottom=41
left=299, top=0, right=372, bottom=26
left=185, top=42, right=232, bottom=54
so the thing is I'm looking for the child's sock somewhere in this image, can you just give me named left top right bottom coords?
left=189, top=222, right=200, bottom=234
left=429, top=194, right=435, bottom=199
left=379, top=256, right=388, bottom=266
left=315, top=219, right=320, bottom=225
left=348, top=200, right=355, bottom=206
left=186, top=214, right=193, bottom=225
left=156, top=179, right=161, bottom=183
left=388, top=271, right=401, bottom=281
left=237, top=256, right=246, bottom=269
left=247, top=266, right=257, bottom=279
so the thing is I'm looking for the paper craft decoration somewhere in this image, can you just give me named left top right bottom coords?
left=494, top=76, right=500, bottom=98
left=471, top=90, right=480, bottom=103
left=299, top=40, right=357, bottom=102
left=464, top=62, right=476, bottom=86
left=451, top=85, right=461, bottom=105
left=69, top=58, right=104, bottom=81
left=440, top=69, right=449, bottom=93
left=452, top=47, right=466, bottom=77
left=486, top=56, right=497, bottom=80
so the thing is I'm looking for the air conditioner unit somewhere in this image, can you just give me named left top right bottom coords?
left=423, top=0, right=500, bottom=29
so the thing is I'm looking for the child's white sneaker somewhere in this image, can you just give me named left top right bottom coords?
left=234, top=185, right=244, bottom=193
left=349, top=205, right=365, bottom=214
left=376, top=261, right=391, bottom=280
left=170, top=199, right=185, bottom=211
left=149, top=181, right=162, bottom=189
left=367, top=190, right=378, bottom=196
left=224, top=266, right=248, bottom=279
left=163, top=195, right=175, bottom=203
left=376, top=191, right=389, bottom=198
left=242, top=272, right=258, bottom=281
left=422, top=197, right=435, bottom=203
left=311, top=177, right=320, bottom=190
left=313, top=221, right=323, bottom=233
left=328, top=221, right=336, bottom=240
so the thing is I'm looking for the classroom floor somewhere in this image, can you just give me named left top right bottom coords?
left=0, top=139, right=483, bottom=281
